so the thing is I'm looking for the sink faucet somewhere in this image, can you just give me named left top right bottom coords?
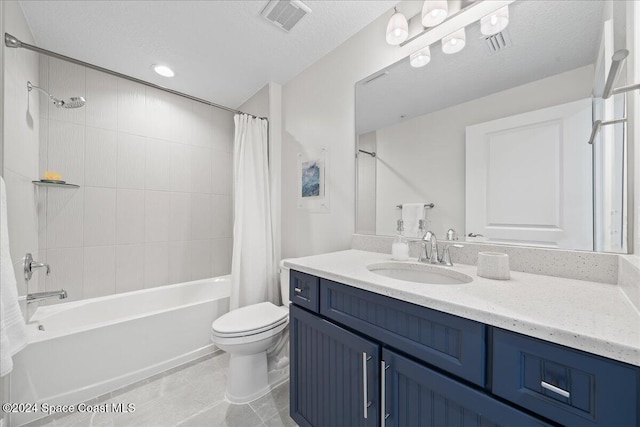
left=412, top=231, right=464, bottom=266
left=422, top=231, right=439, bottom=264
left=25, top=290, right=67, bottom=304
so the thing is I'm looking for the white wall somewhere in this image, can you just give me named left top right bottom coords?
left=2, top=0, right=41, bottom=300
left=373, top=65, right=594, bottom=237
left=356, top=131, right=376, bottom=234
left=37, top=56, right=235, bottom=302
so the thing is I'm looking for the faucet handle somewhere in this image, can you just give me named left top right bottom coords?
left=446, top=228, right=458, bottom=241
left=441, top=243, right=464, bottom=267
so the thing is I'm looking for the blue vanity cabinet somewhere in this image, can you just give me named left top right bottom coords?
left=381, top=348, right=551, bottom=427
left=290, top=304, right=380, bottom=427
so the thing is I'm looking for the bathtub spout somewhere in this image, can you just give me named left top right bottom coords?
left=26, top=289, right=67, bottom=304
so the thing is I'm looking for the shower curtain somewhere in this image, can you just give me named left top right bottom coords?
left=230, top=114, right=277, bottom=310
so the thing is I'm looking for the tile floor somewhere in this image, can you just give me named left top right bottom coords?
left=35, top=352, right=297, bottom=427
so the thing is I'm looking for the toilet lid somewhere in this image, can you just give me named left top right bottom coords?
left=212, top=302, right=288, bottom=336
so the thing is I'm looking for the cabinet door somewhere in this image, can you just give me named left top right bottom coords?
left=290, top=305, right=379, bottom=427
left=381, top=349, right=551, bottom=427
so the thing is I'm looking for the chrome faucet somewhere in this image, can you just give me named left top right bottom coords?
left=411, top=231, right=464, bottom=266
left=26, top=290, right=67, bottom=304
left=423, top=231, right=439, bottom=264
left=23, top=253, right=50, bottom=281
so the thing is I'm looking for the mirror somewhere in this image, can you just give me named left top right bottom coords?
left=356, top=0, right=631, bottom=253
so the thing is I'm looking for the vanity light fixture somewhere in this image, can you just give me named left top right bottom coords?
left=480, top=5, right=509, bottom=36
left=153, top=64, right=175, bottom=78
left=442, top=28, right=466, bottom=54
left=410, top=45, right=432, bottom=68
left=422, top=0, right=449, bottom=27
left=386, top=7, right=409, bottom=45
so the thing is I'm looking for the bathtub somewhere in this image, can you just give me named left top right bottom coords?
left=10, top=276, right=230, bottom=426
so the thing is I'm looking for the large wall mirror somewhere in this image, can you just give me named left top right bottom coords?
left=356, top=0, right=632, bottom=253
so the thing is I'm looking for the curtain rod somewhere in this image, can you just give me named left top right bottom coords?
left=4, top=32, right=268, bottom=121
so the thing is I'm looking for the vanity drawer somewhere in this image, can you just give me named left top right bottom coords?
left=290, top=270, right=319, bottom=313
left=320, top=278, right=485, bottom=386
left=492, top=329, right=640, bottom=427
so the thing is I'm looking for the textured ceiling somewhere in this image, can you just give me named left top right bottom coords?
left=19, top=0, right=398, bottom=108
left=356, top=0, right=605, bottom=134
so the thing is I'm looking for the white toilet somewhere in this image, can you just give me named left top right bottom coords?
left=211, top=261, right=290, bottom=403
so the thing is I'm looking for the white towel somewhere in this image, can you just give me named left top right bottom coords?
left=0, top=177, right=27, bottom=377
left=401, top=203, right=425, bottom=238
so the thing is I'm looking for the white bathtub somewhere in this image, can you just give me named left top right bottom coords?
left=10, top=276, right=230, bottom=426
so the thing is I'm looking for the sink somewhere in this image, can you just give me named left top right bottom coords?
left=367, top=262, right=473, bottom=285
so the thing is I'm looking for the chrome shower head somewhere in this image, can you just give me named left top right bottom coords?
left=27, top=81, right=85, bottom=109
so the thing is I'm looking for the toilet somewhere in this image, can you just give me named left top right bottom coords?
left=211, top=261, right=290, bottom=403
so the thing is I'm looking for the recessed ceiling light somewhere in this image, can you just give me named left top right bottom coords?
left=153, top=64, right=175, bottom=78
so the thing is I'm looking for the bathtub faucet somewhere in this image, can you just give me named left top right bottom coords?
left=23, top=253, right=50, bottom=281
left=26, top=289, right=68, bottom=304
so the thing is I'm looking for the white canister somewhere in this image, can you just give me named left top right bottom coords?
left=477, top=252, right=510, bottom=280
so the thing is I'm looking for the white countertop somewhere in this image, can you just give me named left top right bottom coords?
left=284, top=249, right=640, bottom=367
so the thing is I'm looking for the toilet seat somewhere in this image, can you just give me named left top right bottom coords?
left=211, top=302, right=288, bottom=338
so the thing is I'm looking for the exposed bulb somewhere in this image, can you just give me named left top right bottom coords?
left=442, top=28, right=466, bottom=54
left=422, top=0, right=448, bottom=27
left=480, top=5, right=509, bottom=36
left=386, top=8, right=409, bottom=45
left=410, top=45, right=431, bottom=68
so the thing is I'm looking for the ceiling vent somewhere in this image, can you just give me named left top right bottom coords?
left=484, top=30, right=512, bottom=55
left=261, top=0, right=312, bottom=32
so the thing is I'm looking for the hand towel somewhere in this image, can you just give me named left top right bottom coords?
left=401, top=203, right=425, bottom=238
left=0, top=177, right=27, bottom=377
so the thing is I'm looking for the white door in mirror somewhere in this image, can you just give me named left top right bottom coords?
left=465, top=98, right=592, bottom=250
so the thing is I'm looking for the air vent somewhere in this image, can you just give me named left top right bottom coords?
left=484, top=30, right=512, bottom=55
left=261, top=0, right=312, bottom=32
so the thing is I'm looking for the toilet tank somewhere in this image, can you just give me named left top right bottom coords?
left=279, top=260, right=290, bottom=307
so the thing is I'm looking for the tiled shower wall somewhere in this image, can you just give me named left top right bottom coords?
left=37, top=56, right=234, bottom=302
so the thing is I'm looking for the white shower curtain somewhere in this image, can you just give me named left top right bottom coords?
left=230, top=114, right=277, bottom=310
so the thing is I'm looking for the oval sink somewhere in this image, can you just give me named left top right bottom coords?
left=367, top=262, right=473, bottom=285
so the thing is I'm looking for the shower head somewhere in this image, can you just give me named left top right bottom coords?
left=27, top=81, right=86, bottom=109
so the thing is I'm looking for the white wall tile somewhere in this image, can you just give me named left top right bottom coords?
left=116, top=189, right=145, bottom=244
left=145, top=139, right=172, bottom=191
left=117, top=78, right=146, bottom=136
left=212, top=238, right=232, bottom=276
left=144, top=242, right=169, bottom=288
left=145, top=191, right=170, bottom=242
left=169, top=241, right=191, bottom=284
left=211, top=195, right=232, bottom=238
left=83, top=245, right=116, bottom=298
left=169, top=143, right=191, bottom=192
left=116, top=133, right=145, bottom=189
left=146, top=87, right=191, bottom=143
left=84, top=127, right=117, bottom=187
left=188, top=101, right=214, bottom=147
left=46, top=187, right=83, bottom=249
left=212, top=150, right=232, bottom=195
left=190, top=146, right=212, bottom=194
left=39, top=118, right=48, bottom=177
left=116, top=244, right=144, bottom=294
left=190, top=240, right=213, bottom=280
left=48, top=119, right=85, bottom=185
left=84, top=187, right=116, bottom=246
left=86, top=69, right=117, bottom=131
left=191, top=193, right=212, bottom=240
left=48, top=57, right=86, bottom=125
left=38, top=55, right=49, bottom=119
left=210, top=109, right=235, bottom=152
left=44, top=248, right=84, bottom=302
left=169, top=192, right=191, bottom=242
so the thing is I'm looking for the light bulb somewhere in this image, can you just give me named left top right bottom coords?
left=442, top=28, right=466, bottom=54
left=481, top=5, right=509, bottom=36
left=410, top=46, right=431, bottom=68
left=153, top=64, right=175, bottom=77
left=386, top=8, right=409, bottom=45
left=422, top=0, right=448, bottom=27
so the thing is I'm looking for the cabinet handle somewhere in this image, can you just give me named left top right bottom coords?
left=541, top=381, right=570, bottom=399
left=381, top=360, right=390, bottom=427
left=362, top=352, right=370, bottom=419
left=294, top=287, right=302, bottom=293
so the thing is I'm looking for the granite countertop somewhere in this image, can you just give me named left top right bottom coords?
left=284, top=249, right=640, bottom=367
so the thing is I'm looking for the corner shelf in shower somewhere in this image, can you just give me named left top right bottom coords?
left=32, top=181, right=80, bottom=189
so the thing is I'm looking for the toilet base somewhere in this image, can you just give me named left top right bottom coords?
left=225, top=351, right=271, bottom=404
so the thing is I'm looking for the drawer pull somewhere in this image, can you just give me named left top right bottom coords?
left=294, top=287, right=302, bottom=293
left=381, top=361, right=389, bottom=427
left=541, top=381, right=570, bottom=399
left=362, top=352, right=369, bottom=419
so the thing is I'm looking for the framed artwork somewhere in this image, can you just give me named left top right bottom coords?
left=297, top=148, right=329, bottom=212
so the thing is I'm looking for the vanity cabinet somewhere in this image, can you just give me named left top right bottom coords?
left=289, top=270, right=639, bottom=427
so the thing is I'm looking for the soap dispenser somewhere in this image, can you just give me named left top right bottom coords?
left=392, top=219, right=409, bottom=261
